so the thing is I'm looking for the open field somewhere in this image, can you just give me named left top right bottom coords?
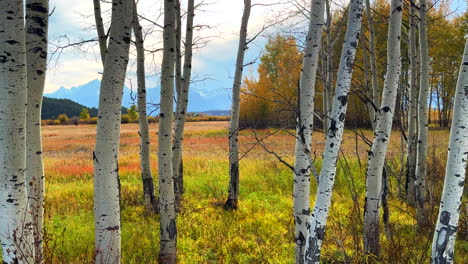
left=24, top=122, right=466, bottom=263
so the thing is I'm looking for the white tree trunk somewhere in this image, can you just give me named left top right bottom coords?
left=303, top=0, right=364, bottom=262
left=362, top=35, right=375, bottom=130
left=173, top=0, right=183, bottom=208
left=0, top=1, right=35, bottom=263
left=292, top=0, right=325, bottom=262
left=431, top=37, right=468, bottom=264
left=363, top=0, right=402, bottom=257
left=173, top=0, right=195, bottom=208
left=364, top=0, right=379, bottom=124
left=224, top=0, right=251, bottom=210
left=175, top=0, right=182, bottom=104
left=25, top=1, right=48, bottom=262
left=132, top=0, right=158, bottom=214
left=93, top=0, right=107, bottom=64
left=322, top=0, right=333, bottom=132
left=93, top=1, right=132, bottom=263
left=406, top=0, right=418, bottom=206
left=158, top=0, right=177, bottom=262
left=415, top=0, right=429, bottom=226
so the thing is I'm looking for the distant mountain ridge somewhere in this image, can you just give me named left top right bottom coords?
left=45, top=79, right=232, bottom=113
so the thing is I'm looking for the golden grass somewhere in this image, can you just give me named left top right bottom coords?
left=1, top=121, right=465, bottom=263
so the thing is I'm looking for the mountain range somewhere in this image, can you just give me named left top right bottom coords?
left=45, top=79, right=232, bottom=113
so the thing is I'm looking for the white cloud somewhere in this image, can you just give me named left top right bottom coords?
left=49, top=0, right=95, bottom=33
left=45, top=0, right=277, bottom=93
left=46, top=0, right=466, bottom=95
left=45, top=55, right=102, bottom=93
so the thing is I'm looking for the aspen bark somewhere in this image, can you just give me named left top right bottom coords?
left=224, top=0, right=251, bottom=210
left=292, top=0, right=325, bottom=262
left=364, top=0, right=379, bottom=124
left=0, top=1, right=35, bottom=263
left=322, top=0, right=333, bottom=131
left=303, top=0, right=364, bottom=262
left=362, top=34, right=375, bottom=129
left=173, top=0, right=183, bottom=206
left=173, top=0, right=195, bottom=206
left=175, top=0, right=182, bottom=102
left=93, top=0, right=107, bottom=64
left=428, top=83, right=433, bottom=124
left=158, top=0, right=178, bottom=262
left=363, top=0, right=402, bottom=257
left=415, top=0, right=429, bottom=226
left=25, top=1, right=48, bottom=262
left=132, top=0, right=157, bottom=214
left=430, top=37, right=468, bottom=264
left=93, top=1, right=132, bottom=263
left=406, top=0, right=418, bottom=206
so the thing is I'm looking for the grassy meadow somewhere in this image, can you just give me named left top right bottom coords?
left=16, top=121, right=467, bottom=263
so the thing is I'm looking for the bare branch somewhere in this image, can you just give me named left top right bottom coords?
left=251, top=130, right=295, bottom=171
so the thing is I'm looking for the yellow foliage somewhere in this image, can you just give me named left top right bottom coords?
left=240, top=35, right=302, bottom=128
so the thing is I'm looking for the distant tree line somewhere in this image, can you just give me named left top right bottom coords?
left=41, top=97, right=98, bottom=119
left=41, top=98, right=228, bottom=125
left=41, top=97, right=128, bottom=120
left=239, top=0, right=467, bottom=130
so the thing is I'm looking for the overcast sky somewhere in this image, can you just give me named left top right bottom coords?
left=45, top=0, right=467, bottom=94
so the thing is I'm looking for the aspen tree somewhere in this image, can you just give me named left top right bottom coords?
left=175, top=0, right=182, bottom=102
left=25, top=1, right=49, bottom=262
left=364, top=0, right=379, bottom=120
left=415, top=0, right=430, bottom=226
left=93, top=0, right=107, bottom=64
left=323, top=0, right=332, bottom=131
left=363, top=0, right=402, bottom=257
left=158, top=0, right=178, bottom=262
left=292, top=0, right=325, bottom=262
left=303, top=0, right=364, bottom=261
left=93, top=0, right=132, bottom=263
left=225, top=0, right=251, bottom=210
left=0, top=1, right=35, bottom=262
left=173, top=0, right=195, bottom=207
left=430, top=36, right=468, bottom=264
left=406, top=0, right=418, bottom=206
left=132, top=0, right=158, bottom=213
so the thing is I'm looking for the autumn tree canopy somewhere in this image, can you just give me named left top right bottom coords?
left=240, top=35, right=302, bottom=128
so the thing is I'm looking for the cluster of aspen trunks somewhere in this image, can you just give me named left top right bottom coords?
left=0, top=0, right=466, bottom=264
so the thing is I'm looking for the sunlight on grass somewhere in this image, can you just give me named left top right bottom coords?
left=1, top=122, right=464, bottom=263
